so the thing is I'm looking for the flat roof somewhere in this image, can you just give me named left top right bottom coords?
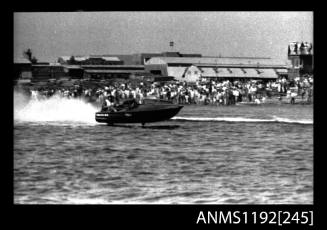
left=84, top=69, right=147, bottom=74
left=59, top=55, right=121, bottom=62
left=147, top=57, right=289, bottom=67
left=81, top=65, right=144, bottom=69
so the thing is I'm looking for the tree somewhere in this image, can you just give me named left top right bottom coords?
left=23, top=48, right=38, bottom=64
left=69, top=56, right=77, bottom=65
left=31, top=57, right=38, bottom=64
left=23, top=48, right=32, bottom=60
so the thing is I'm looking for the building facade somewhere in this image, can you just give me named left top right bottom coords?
left=14, top=58, right=33, bottom=80
left=58, top=55, right=124, bottom=65
left=82, top=65, right=147, bottom=80
left=127, top=52, right=203, bottom=65
left=145, top=56, right=290, bottom=82
left=31, top=64, right=67, bottom=81
left=288, top=42, right=313, bottom=79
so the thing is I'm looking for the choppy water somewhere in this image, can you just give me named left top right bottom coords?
left=14, top=92, right=313, bottom=204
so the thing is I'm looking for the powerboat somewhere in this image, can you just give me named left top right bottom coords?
left=95, top=98, right=183, bottom=125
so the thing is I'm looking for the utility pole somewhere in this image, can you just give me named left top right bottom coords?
left=170, top=41, right=174, bottom=52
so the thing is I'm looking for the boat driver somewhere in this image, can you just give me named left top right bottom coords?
left=102, top=96, right=117, bottom=112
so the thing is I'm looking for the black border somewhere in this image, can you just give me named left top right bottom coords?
left=8, top=7, right=322, bottom=229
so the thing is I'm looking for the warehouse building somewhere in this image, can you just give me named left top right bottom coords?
left=14, top=57, right=32, bottom=82
left=288, top=41, right=313, bottom=79
left=114, top=52, right=202, bottom=65
left=145, top=56, right=290, bottom=82
left=31, top=64, right=66, bottom=82
left=82, top=65, right=147, bottom=80
left=58, top=55, right=124, bottom=65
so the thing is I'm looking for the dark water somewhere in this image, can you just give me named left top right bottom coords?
left=14, top=99, right=313, bottom=204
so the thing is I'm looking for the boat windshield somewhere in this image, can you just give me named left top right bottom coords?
left=115, top=99, right=139, bottom=110
left=142, top=98, right=173, bottom=104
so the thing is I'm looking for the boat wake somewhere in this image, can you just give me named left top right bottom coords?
left=171, top=116, right=313, bottom=125
left=14, top=91, right=99, bottom=125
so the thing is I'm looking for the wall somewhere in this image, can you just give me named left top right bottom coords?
left=14, top=63, right=32, bottom=80
left=144, top=64, right=169, bottom=76
left=175, top=65, right=201, bottom=82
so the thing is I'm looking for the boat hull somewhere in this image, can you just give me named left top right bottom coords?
left=95, top=104, right=183, bottom=124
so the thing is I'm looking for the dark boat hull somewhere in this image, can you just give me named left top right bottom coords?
left=95, top=104, right=183, bottom=124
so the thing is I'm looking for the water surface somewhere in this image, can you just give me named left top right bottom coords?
left=14, top=96, right=313, bottom=204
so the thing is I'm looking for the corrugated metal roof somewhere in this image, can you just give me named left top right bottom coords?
left=147, top=56, right=288, bottom=67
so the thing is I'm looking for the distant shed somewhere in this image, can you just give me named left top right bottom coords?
left=14, top=57, right=32, bottom=80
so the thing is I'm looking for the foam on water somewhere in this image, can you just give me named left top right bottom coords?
left=14, top=91, right=98, bottom=125
left=172, top=116, right=313, bottom=125
left=271, top=115, right=313, bottom=124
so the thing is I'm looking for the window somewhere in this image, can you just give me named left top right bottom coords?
left=150, top=70, right=162, bottom=75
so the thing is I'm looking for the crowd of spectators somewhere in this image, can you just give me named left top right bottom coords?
left=28, top=75, right=313, bottom=106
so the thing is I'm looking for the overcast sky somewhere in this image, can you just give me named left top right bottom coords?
left=14, top=11, right=313, bottom=62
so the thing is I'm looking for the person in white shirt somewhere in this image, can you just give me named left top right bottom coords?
left=254, top=98, right=261, bottom=104
left=233, top=88, right=240, bottom=103
left=290, top=90, right=297, bottom=104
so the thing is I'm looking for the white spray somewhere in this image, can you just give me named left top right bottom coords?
left=14, top=90, right=99, bottom=124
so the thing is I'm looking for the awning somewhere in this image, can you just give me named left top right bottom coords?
left=216, top=68, right=235, bottom=78
left=204, top=67, right=278, bottom=79
left=200, top=67, right=217, bottom=77
left=230, top=68, right=246, bottom=78
left=275, top=68, right=288, bottom=74
left=242, top=68, right=260, bottom=78
left=257, top=69, right=278, bottom=79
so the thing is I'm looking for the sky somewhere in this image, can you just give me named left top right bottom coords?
left=14, top=11, right=313, bottom=63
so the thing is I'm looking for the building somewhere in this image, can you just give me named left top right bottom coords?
left=62, top=65, right=84, bottom=79
left=30, top=63, right=147, bottom=82
left=31, top=64, right=67, bottom=81
left=145, top=56, right=290, bottom=82
left=14, top=57, right=32, bottom=81
left=288, top=42, right=313, bottom=79
left=118, top=52, right=203, bottom=65
left=58, top=55, right=124, bottom=65
left=167, top=65, right=202, bottom=82
left=82, top=65, right=147, bottom=80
